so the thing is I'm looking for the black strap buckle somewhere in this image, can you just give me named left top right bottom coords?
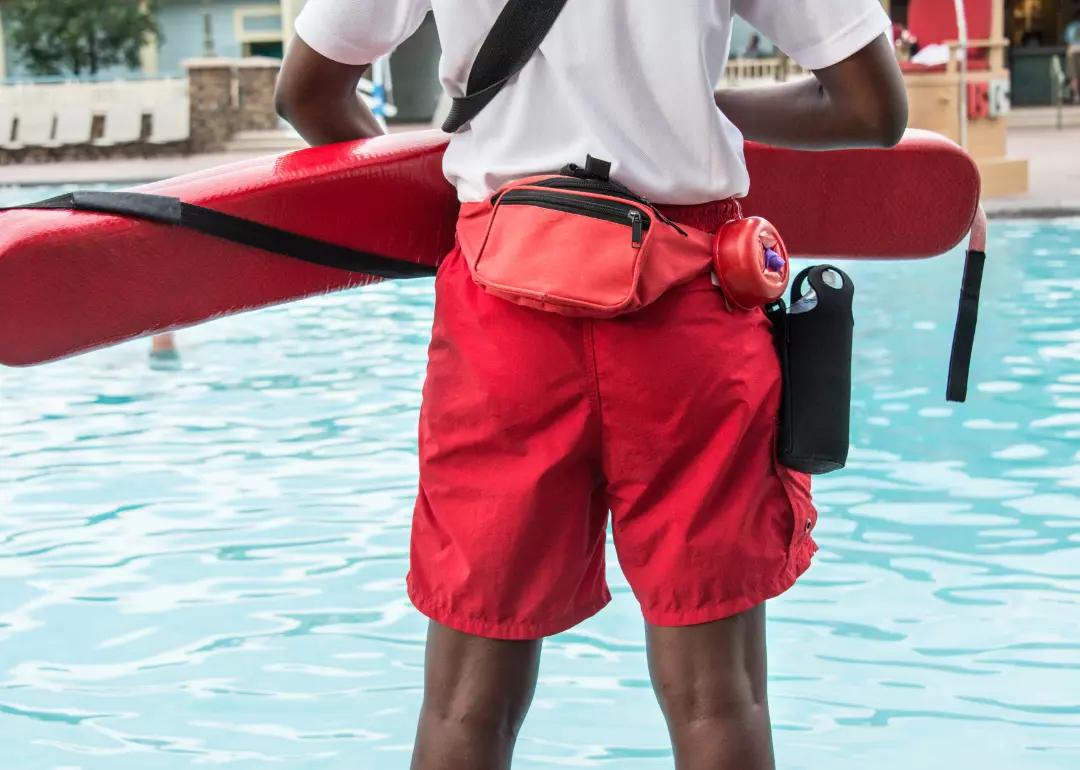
left=561, top=155, right=612, bottom=182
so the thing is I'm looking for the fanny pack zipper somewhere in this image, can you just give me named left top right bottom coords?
left=492, top=175, right=688, bottom=239
left=530, top=176, right=688, bottom=238
left=499, top=189, right=651, bottom=248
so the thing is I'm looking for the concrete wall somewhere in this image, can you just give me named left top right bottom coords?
left=0, top=56, right=280, bottom=163
left=0, top=76, right=190, bottom=164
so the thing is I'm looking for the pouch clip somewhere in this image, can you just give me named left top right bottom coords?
left=561, top=155, right=612, bottom=182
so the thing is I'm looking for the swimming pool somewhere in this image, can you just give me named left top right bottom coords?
left=1, top=184, right=1077, bottom=768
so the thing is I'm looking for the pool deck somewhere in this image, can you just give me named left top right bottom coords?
left=981, top=128, right=1080, bottom=218
left=1, top=126, right=1077, bottom=218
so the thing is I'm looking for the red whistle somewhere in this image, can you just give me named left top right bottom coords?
left=712, top=216, right=790, bottom=310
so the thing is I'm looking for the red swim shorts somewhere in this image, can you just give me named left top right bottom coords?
left=407, top=246, right=817, bottom=640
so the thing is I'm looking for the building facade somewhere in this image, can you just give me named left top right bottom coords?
left=0, top=0, right=307, bottom=81
left=153, top=0, right=307, bottom=74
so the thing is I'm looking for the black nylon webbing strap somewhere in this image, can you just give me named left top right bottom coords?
left=22, top=191, right=184, bottom=224
left=3, top=191, right=438, bottom=280
left=442, top=0, right=570, bottom=133
left=946, top=249, right=986, bottom=403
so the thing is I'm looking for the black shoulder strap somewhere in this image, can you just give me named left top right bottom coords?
left=442, top=0, right=570, bottom=133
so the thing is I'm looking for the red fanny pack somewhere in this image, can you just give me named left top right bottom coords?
left=456, top=158, right=716, bottom=318
left=456, top=156, right=792, bottom=318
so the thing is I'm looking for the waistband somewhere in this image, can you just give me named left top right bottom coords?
left=656, top=198, right=743, bottom=233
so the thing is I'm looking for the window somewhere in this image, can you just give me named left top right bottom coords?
left=235, top=5, right=285, bottom=58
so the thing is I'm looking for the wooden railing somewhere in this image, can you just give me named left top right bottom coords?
left=723, top=57, right=806, bottom=86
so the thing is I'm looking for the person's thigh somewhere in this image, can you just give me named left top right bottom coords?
left=596, top=277, right=817, bottom=626
left=408, top=248, right=611, bottom=640
left=646, top=604, right=774, bottom=770
left=412, top=620, right=543, bottom=770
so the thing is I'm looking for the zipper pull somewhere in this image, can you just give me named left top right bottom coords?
left=629, top=210, right=644, bottom=248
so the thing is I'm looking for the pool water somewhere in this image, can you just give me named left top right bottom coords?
left=1, top=184, right=1078, bottom=768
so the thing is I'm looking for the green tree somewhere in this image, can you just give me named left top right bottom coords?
left=5, top=0, right=162, bottom=78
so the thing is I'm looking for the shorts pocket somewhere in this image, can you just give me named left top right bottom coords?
left=769, top=423, right=818, bottom=550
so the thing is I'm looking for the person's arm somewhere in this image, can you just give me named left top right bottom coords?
left=714, top=34, right=908, bottom=150
left=274, top=35, right=386, bottom=145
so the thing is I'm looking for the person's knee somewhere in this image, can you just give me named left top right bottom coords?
left=412, top=700, right=523, bottom=770
left=647, top=607, right=770, bottom=730
left=655, top=670, right=768, bottom=728
left=419, top=693, right=528, bottom=740
left=417, top=623, right=541, bottom=742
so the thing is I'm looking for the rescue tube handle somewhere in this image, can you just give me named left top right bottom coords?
left=946, top=206, right=988, bottom=403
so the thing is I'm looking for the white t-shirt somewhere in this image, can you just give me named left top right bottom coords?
left=295, top=0, right=890, bottom=204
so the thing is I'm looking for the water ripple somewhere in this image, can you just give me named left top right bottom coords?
left=0, top=213, right=1078, bottom=768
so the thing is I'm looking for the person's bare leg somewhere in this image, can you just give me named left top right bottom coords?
left=411, top=620, right=543, bottom=770
left=647, top=604, right=774, bottom=770
left=150, top=332, right=178, bottom=358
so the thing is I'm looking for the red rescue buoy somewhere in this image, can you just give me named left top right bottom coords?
left=712, top=216, right=790, bottom=310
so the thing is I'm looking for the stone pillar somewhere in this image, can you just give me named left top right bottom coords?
left=235, top=57, right=282, bottom=132
left=185, top=58, right=237, bottom=153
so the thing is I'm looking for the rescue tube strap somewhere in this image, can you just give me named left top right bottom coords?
left=3, top=191, right=438, bottom=280
left=946, top=248, right=986, bottom=403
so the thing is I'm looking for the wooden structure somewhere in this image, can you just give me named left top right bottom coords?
left=901, top=0, right=1029, bottom=196
left=723, top=57, right=806, bottom=86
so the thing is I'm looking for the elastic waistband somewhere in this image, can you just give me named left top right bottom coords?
left=657, top=198, right=742, bottom=233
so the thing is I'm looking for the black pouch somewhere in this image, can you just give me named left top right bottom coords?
left=767, top=265, right=854, bottom=474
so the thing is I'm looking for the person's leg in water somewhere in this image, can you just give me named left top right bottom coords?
left=150, top=332, right=178, bottom=360
left=648, top=605, right=774, bottom=770
left=411, top=621, right=542, bottom=770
